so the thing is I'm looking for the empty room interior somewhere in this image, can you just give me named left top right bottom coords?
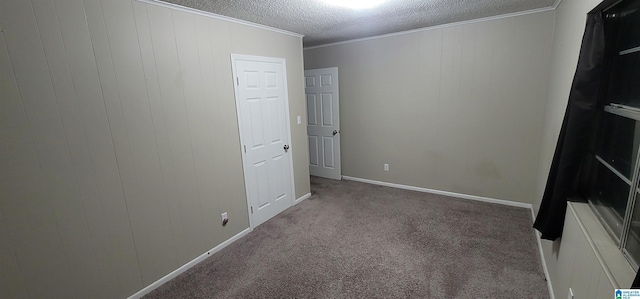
left=2, top=0, right=640, bottom=298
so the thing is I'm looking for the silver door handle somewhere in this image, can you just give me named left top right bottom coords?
left=284, top=144, right=289, bottom=152
left=333, top=130, right=338, bottom=136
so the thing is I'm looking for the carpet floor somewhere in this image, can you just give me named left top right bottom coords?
left=145, top=176, right=549, bottom=298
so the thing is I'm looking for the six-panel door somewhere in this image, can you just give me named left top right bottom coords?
left=305, top=67, right=341, bottom=180
left=234, top=56, right=293, bottom=227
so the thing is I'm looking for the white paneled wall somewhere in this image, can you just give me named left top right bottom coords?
left=544, top=204, right=623, bottom=299
left=0, top=0, right=307, bottom=298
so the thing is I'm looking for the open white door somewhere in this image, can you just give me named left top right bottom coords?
left=232, top=54, right=294, bottom=228
left=305, top=67, right=341, bottom=180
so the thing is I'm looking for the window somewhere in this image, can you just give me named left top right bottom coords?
left=584, top=0, right=640, bottom=270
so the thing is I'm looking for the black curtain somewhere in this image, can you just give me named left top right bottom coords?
left=533, top=11, right=607, bottom=241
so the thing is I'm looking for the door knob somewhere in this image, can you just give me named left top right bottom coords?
left=284, top=144, right=290, bottom=152
left=333, top=130, right=338, bottom=136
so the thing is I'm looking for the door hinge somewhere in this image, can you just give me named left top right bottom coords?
left=251, top=206, right=253, bottom=214
left=236, top=77, right=239, bottom=86
left=244, top=145, right=246, bottom=153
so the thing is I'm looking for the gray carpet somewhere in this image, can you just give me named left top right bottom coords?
left=145, top=176, right=549, bottom=298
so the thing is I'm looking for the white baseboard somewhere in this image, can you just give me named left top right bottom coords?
left=529, top=208, right=554, bottom=299
left=294, top=192, right=311, bottom=205
left=341, top=176, right=533, bottom=209
left=534, top=229, right=555, bottom=299
left=127, top=227, right=252, bottom=299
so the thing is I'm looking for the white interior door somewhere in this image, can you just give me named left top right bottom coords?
left=305, top=67, right=341, bottom=180
left=232, top=54, right=294, bottom=228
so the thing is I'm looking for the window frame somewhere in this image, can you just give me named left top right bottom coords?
left=584, top=0, right=640, bottom=271
left=589, top=105, right=640, bottom=270
left=579, top=0, right=640, bottom=271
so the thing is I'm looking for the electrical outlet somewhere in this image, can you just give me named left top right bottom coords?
left=221, top=212, right=228, bottom=226
left=384, top=164, right=389, bottom=171
left=567, top=288, right=573, bottom=299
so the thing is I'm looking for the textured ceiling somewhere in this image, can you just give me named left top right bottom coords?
left=160, top=0, right=557, bottom=47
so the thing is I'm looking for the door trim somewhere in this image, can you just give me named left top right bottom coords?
left=230, top=53, right=295, bottom=229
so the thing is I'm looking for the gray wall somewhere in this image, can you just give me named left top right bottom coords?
left=0, top=0, right=309, bottom=298
left=304, top=11, right=555, bottom=204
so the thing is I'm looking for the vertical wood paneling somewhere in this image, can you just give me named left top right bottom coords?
left=438, top=25, right=469, bottom=190
left=0, top=210, right=28, bottom=299
left=505, top=14, right=554, bottom=201
left=83, top=0, right=152, bottom=291
left=407, top=29, right=442, bottom=188
left=465, top=17, right=518, bottom=197
left=129, top=2, right=184, bottom=276
left=554, top=214, right=579, bottom=299
left=192, top=16, right=225, bottom=247
left=1, top=0, right=306, bottom=296
left=550, top=208, right=620, bottom=299
left=173, top=10, right=217, bottom=256
left=0, top=1, right=77, bottom=297
left=32, top=1, right=107, bottom=295
left=568, top=231, right=598, bottom=298
left=169, top=10, right=210, bottom=262
left=0, top=34, right=40, bottom=182
left=145, top=4, right=194, bottom=271
left=100, top=0, right=178, bottom=284
left=0, top=26, right=31, bottom=299
left=463, top=20, right=498, bottom=193
left=457, top=24, right=480, bottom=193
left=0, top=176, right=65, bottom=298
left=55, top=0, right=142, bottom=296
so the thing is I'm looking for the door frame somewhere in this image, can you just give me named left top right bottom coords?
left=230, top=53, right=296, bottom=229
